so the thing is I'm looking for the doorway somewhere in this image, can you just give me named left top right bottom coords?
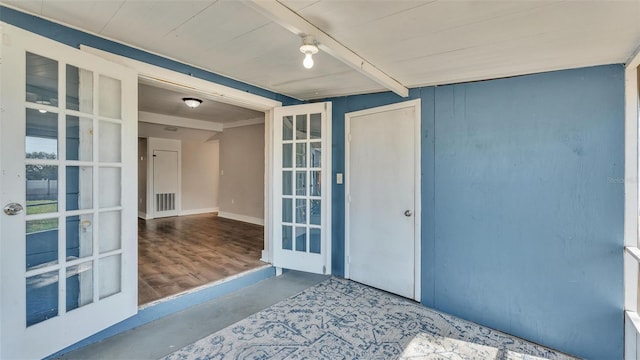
left=136, top=82, right=270, bottom=305
left=345, top=99, right=421, bottom=301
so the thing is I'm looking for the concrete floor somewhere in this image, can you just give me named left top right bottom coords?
left=57, top=271, right=329, bottom=360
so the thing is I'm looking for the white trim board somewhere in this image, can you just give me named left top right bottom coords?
left=344, top=99, right=422, bottom=302
left=623, top=45, right=640, bottom=360
left=138, top=211, right=151, bottom=220
left=624, top=47, right=640, bottom=312
left=180, top=207, right=219, bottom=216
left=218, top=211, right=264, bottom=226
left=139, top=111, right=223, bottom=132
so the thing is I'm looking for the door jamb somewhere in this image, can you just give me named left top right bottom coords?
left=344, top=98, right=422, bottom=301
left=79, top=45, right=282, bottom=263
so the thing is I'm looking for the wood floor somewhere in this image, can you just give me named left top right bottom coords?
left=138, top=213, right=266, bottom=305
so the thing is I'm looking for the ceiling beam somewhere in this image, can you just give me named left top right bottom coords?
left=247, top=0, right=409, bottom=98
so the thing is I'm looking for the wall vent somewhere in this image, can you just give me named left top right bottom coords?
left=156, top=193, right=176, bottom=212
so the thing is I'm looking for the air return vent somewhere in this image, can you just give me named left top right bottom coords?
left=156, top=193, right=175, bottom=212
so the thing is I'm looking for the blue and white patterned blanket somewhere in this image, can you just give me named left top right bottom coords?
left=163, top=277, right=576, bottom=360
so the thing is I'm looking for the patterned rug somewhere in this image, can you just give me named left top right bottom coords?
left=163, top=278, right=576, bottom=360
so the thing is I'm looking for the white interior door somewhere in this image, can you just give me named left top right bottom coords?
left=345, top=99, right=421, bottom=300
left=153, top=150, right=179, bottom=217
left=0, top=23, right=138, bottom=359
left=272, top=102, right=331, bottom=274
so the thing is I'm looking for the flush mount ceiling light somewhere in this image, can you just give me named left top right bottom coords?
left=299, top=35, right=318, bottom=69
left=182, top=97, right=203, bottom=108
left=35, top=99, right=51, bottom=113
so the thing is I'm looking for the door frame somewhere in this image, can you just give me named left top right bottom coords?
left=79, top=45, right=282, bottom=264
left=344, top=99, right=422, bottom=301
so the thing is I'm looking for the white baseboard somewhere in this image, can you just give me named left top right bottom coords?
left=179, top=207, right=219, bottom=216
left=138, top=211, right=151, bottom=219
left=218, top=211, right=264, bottom=226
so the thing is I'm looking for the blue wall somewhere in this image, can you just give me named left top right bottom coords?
left=328, top=65, right=624, bottom=359
left=2, top=6, right=624, bottom=359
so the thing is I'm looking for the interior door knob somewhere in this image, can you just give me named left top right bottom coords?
left=404, top=210, right=412, bottom=217
left=4, top=203, right=24, bottom=216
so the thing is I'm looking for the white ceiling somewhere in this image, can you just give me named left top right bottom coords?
left=138, top=83, right=263, bottom=124
left=5, top=0, right=640, bottom=100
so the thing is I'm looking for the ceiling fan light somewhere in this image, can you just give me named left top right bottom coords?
left=182, top=97, right=203, bottom=108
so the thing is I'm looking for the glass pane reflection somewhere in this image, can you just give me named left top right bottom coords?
left=26, top=271, right=59, bottom=327
left=26, top=52, right=58, bottom=108
left=295, top=227, right=307, bottom=252
left=296, top=114, right=307, bottom=140
left=26, top=109, right=58, bottom=160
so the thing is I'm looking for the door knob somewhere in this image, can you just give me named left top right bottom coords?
left=4, top=203, right=24, bottom=216
left=404, top=210, right=412, bottom=217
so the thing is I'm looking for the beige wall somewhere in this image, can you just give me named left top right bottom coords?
left=218, top=124, right=264, bottom=223
left=182, top=140, right=219, bottom=213
left=138, top=138, right=147, bottom=216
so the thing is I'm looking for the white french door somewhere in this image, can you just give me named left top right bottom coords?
left=272, top=102, right=331, bottom=274
left=0, top=24, right=138, bottom=359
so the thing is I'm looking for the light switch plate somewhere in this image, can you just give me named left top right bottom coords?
left=336, top=173, right=343, bottom=184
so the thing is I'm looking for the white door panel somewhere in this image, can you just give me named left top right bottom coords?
left=153, top=150, right=178, bottom=217
left=272, top=102, right=331, bottom=274
left=346, top=100, right=421, bottom=300
left=0, top=23, right=138, bottom=359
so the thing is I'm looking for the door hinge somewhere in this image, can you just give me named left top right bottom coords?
left=347, top=194, right=351, bottom=203
left=347, top=133, right=351, bottom=142
left=323, top=265, right=326, bottom=274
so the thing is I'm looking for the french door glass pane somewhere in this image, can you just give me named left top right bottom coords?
left=26, top=109, right=58, bottom=159
left=310, top=171, right=321, bottom=196
left=310, top=142, right=321, bottom=168
left=296, top=171, right=306, bottom=196
left=66, top=166, right=93, bottom=210
left=66, top=214, right=93, bottom=260
left=66, top=65, right=93, bottom=113
left=309, top=228, right=321, bottom=254
left=282, top=171, right=292, bottom=196
left=99, top=211, right=121, bottom=253
left=26, top=271, right=59, bottom=326
left=296, top=199, right=306, bottom=224
left=310, top=200, right=321, bottom=225
left=66, top=261, right=93, bottom=312
left=98, top=75, right=122, bottom=119
left=282, top=225, right=293, bottom=250
left=295, top=227, right=307, bottom=252
left=66, top=116, right=93, bottom=161
left=26, top=218, right=59, bottom=270
left=26, top=165, right=58, bottom=215
left=282, top=198, right=293, bottom=223
left=98, top=167, right=121, bottom=208
left=282, top=144, right=293, bottom=168
left=283, top=116, right=293, bottom=141
left=99, top=255, right=121, bottom=299
left=310, top=113, right=321, bottom=139
left=99, top=121, right=121, bottom=162
left=26, top=52, right=58, bottom=107
left=295, top=143, right=306, bottom=167
left=296, top=114, right=307, bottom=140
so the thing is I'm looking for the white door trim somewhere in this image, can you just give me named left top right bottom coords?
left=344, top=99, right=421, bottom=301
left=623, top=47, right=640, bottom=360
left=80, top=45, right=282, bottom=263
